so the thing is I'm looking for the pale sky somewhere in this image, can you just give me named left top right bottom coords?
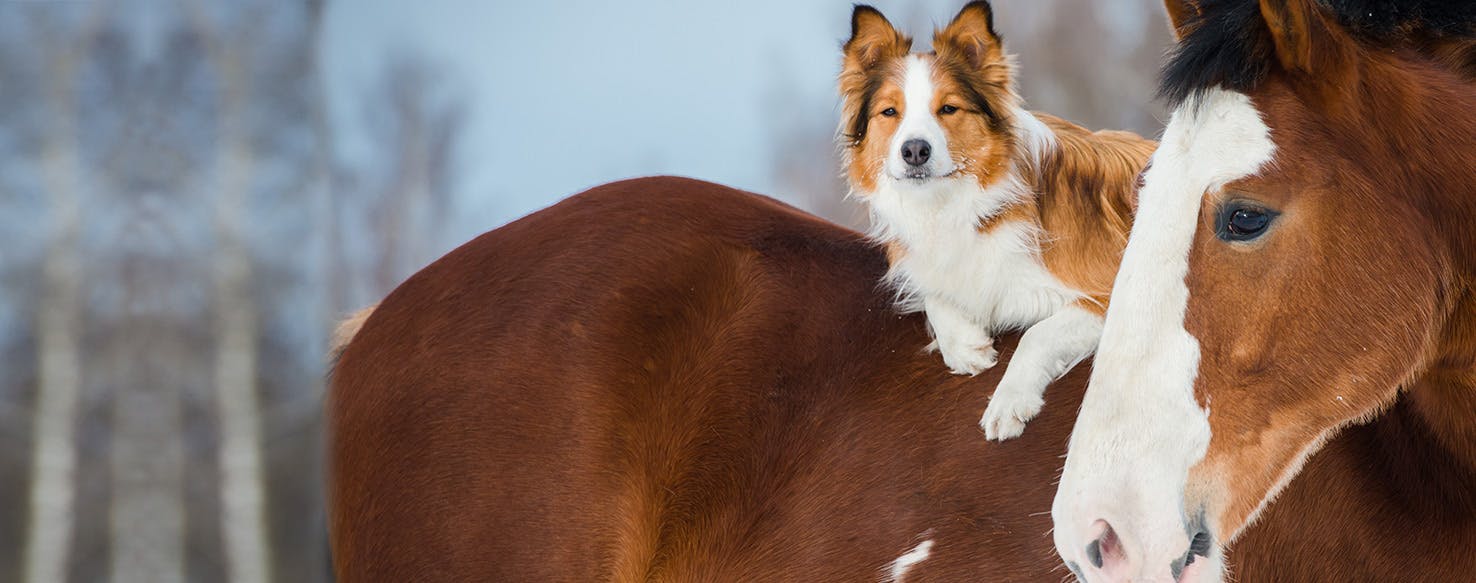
left=321, top=0, right=959, bottom=247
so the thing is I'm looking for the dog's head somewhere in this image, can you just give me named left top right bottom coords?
left=840, top=1, right=1024, bottom=196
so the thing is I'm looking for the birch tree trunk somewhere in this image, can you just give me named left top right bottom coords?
left=107, top=321, right=187, bottom=583
left=106, top=38, right=190, bottom=580
left=211, top=42, right=272, bottom=583
left=23, top=34, right=84, bottom=583
left=214, top=135, right=270, bottom=583
left=187, top=2, right=272, bottom=579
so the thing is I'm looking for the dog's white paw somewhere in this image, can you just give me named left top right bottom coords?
left=980, top=385, right=1044, bottom=441
left=922, top=299, right=997, bottom=375
left=937, top=335, right=997, bottom=375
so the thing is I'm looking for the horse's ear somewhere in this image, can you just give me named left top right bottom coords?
left=1258, top=0, right=1348, bottom=76
left=845, top=5, right=909, bottom=70
left=935, top=0, right=1003, bottom=70
left=1162, top=0, right=1202, bottom=40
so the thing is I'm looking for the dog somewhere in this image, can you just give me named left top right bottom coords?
left=839, top=1, right=1154, bottom=439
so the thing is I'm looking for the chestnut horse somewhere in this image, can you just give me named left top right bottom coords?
left=328, top=177, right=1081, bottom=581
left=330, top=172, right=1466, bottom=581
left=1053, top=1, right=1476, bottom=582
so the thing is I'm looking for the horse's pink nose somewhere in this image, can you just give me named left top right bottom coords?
left=1075, top=518, right=1212, bottom=583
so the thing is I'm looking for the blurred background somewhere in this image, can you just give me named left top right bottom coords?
left=0, top=0, right=1170, bottom=580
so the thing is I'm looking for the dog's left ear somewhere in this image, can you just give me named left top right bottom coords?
left=936, top=0, right=1003, bottom=69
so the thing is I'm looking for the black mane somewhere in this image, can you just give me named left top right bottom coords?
left=1159, top=0, right=1476, bottom=107
left=1329, top=0, right=1476, bottom=39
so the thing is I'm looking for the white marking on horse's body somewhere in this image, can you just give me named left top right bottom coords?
left=884, top=538, right=935, bottom=582
left=1052, top=88, right=1275, bottom=582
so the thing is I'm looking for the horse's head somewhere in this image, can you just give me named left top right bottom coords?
left=1052, top=1, right=1476, bottom=581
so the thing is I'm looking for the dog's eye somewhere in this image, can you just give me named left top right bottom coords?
left=880, top=107, right=897, bottom=117
left=1216, top=202, right=1277, bottom=242
left=938, top=104, right=959, bottom=115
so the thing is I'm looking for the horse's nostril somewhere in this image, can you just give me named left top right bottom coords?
left=1084, top=521, right=1123, bottom=570
left=1171, top=529, right=1213, bottom=580
left=1188, top=529, right=1212, bottom=557
left=1085, top=538, right=1103, bottom=569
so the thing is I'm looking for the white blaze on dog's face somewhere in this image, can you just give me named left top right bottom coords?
left=886, top=56, right=958, bottom=181
left=840, top=3, right=1019, bottom=196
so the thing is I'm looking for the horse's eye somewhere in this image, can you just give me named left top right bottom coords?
left=939, top=104, right=959, bottom=115
left=881, top=107, right=897, bottom=117
left=1217, top=204, right=1275, bottom=242
left=1227, top=209, right=1269, bottom=236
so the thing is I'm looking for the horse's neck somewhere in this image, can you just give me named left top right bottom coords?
left=1410, top=291, right=1476, bottom=478
left=1235, top=384, right=1476, bottom=574
left=1381, top=59, right=1476, bottom=478
left=1364, top=385, right=1476, bottom=525
left=1400, top=61, right=1476, bottom=280
left=1358, top=288, right=1476, bottom=527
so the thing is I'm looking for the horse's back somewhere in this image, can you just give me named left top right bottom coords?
left=329, top=177, right=1077, bottom=581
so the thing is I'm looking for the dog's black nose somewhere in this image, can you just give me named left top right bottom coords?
left=901, top=139, right=931, bottom=166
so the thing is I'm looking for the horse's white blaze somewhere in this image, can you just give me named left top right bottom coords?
left=1051, top=89, right=1275, bottom=581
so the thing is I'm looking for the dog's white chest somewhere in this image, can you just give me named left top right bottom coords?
left=867, top=178, right=1080, bottom=331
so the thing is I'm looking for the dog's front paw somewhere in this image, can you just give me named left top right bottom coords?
left=980, top=385, right=1044, bottom=440
left=937, top=335, right=998, bottom=375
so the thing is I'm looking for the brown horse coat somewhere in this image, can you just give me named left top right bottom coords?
left=330, top=177, right=1078, bottom=581
left=329, top=177, right=1475, bottom=581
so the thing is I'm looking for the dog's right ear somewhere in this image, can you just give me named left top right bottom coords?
left=935, top=1, right=1002, bottom=71
left=844, top=5, right=910, bottom=70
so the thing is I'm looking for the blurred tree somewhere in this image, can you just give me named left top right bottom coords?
left=0, top=0, right=393, bottom=580
left=185, top=1, right=271, bottom=581
left=18, top=6, right=99, bottom=583
left=336, top=53, right=465, bottom=308
left=999, top=0, right=1170, bottom=136
left=0, top=1, right=1168, bottom=581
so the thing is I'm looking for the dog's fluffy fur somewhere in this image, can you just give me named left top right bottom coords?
left=840, top=2, right=1155, bottom=439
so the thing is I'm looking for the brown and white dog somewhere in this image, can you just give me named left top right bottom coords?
left=840, top=2, right=1154, bottom=439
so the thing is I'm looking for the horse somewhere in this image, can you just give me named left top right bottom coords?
left=328, top=174, right=1462, bottom=580
left=1051, top=1, right=1476, bottom=582
left=327, top=177, right=1084, bottom=581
